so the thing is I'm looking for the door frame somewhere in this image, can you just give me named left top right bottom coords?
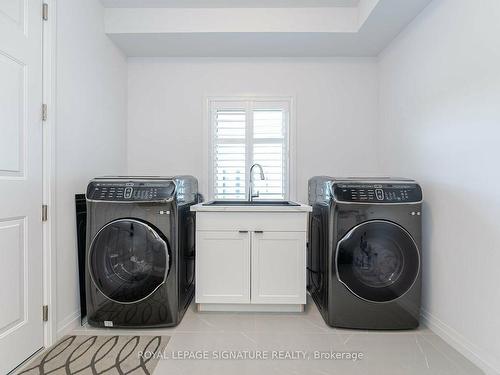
left=42, top=0, right=57, bottom=348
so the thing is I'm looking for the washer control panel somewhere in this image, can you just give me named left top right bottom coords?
left=333, top=182, right=422, bottom=203
left=86, top=180, right=176, bottom=202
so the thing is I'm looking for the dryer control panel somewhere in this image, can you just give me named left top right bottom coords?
left=332, top=182, right=422, bottom=203
left=86, top=180, right=176, bottom=202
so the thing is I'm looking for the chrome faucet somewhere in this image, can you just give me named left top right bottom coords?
left=248, top=163, right=265, bottom=202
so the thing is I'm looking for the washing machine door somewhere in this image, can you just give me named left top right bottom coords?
left=336, top=220, right=420, bottom=303
left=89, top=219, right=170, bottom=304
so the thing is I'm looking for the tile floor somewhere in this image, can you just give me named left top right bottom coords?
left=73, top=300, right=484, bottom=375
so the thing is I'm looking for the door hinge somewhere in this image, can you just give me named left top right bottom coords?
left=42, top=3, right=48, bottom=21
left=42, top=205, right=48, bottom=222
left=42, top=305, right=49, bottom=322
left=42, top=104, right=48, bottom=121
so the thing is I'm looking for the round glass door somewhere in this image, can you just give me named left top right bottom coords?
left=336, top=220, right=419, bottom=303
left=89, top=219, right=170, bottom=304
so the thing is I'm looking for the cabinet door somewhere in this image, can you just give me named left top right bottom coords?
left=195, top=231, right=250, bottom=303
left=251, top=231, right=306, bottom=304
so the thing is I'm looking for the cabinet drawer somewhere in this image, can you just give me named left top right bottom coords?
left=196, top=212, right=308, bottom=232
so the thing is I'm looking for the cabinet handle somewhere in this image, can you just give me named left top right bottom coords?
left=239, top=230, right=249, bottom=233
left=254, top=231, right=264, bottom=234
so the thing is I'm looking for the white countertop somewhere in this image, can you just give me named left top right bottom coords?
left=191, top=201, right=312, bottom=212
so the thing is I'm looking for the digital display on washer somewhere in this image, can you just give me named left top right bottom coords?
left=333, top=183, right=422, bottom=203
left=86, top=180, right=176, bottom=201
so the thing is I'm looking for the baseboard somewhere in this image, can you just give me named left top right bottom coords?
left=421, top=309, right=499, bottom=375
left=56, top=310, right=81, bottom=338
left=197, top=303, right=304, bottom=312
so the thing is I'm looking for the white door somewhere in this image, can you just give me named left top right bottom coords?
left=251, top=231, right=306, bottom=304
left=195, top=231, right=250, bottom=304
left=0, top=0, right=44, bottom=372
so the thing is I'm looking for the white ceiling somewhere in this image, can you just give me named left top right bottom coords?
left=104, top=0, right=434, bottom=57
left=101, top=0, right=360, bottom=8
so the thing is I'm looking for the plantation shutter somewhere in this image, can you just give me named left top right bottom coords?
left=211, top=100, right=290, bottom=200
left=252, top=110, right=287, bottom=200
left=213, top=109, right=247, bottom=200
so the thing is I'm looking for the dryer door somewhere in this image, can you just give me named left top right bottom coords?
left=89, top=219, right=170, bottom=304
left=336, top=220, right=419, bottom=303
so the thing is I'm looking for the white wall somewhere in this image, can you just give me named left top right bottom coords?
left=127, top=58, right=379, bottom=202
left=378, top=0, right=500, bottom=373
left=51, top=1, right=500, bottom=372
left=55, top=0, right=127, bottom=336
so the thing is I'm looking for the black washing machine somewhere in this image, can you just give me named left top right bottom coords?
left=308, top=177, right=422, bottom=329
left=85, top=176, right=198, bottom=328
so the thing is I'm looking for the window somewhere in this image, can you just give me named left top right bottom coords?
left=209, top=98, right=291, bottom=201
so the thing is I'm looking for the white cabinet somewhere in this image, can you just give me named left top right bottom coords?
left=192, top=208, right=311, bottom=311
left=251, top=231, right=306, bottom=304
left=195, top=231, right=250, bottom=304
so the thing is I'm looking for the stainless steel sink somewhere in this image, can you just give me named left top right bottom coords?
left=203, top=200, right=300, bottom=206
